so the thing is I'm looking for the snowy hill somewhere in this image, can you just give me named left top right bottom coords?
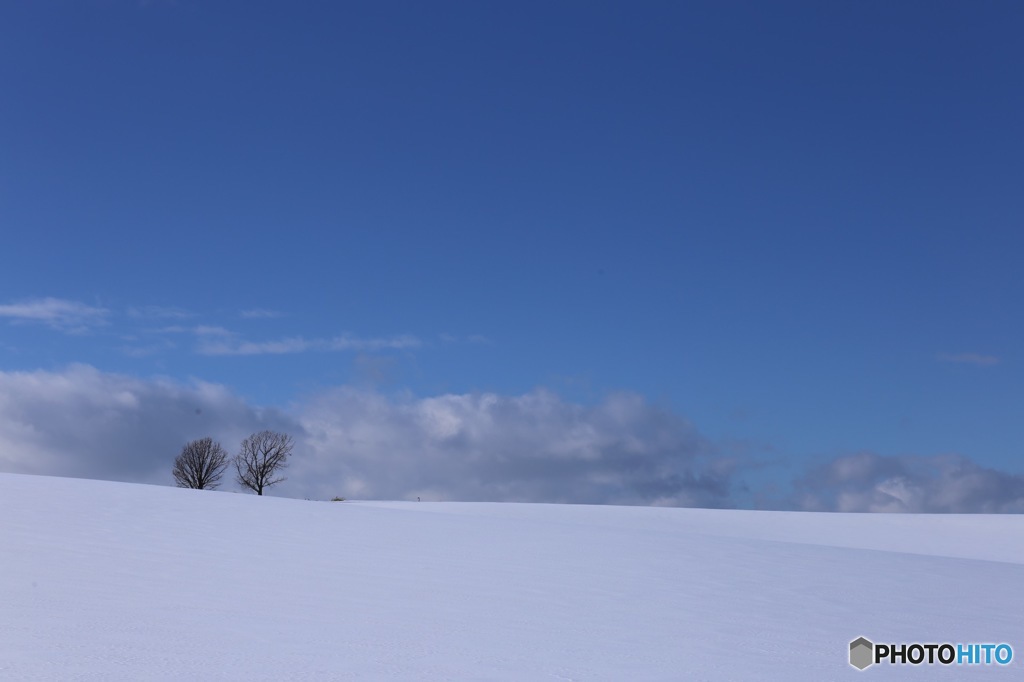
left=2, top=473, right=1022, bottom=680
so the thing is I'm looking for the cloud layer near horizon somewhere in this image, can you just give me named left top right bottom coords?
left=0, top=366, right=730, bottom=507
left=296, top=387, right=731, bottom=506
left=0, top=365, right=296, bottom=485
left=1, top=365, right=1021, bottom=513
left=794, top=451, right=1024, bottom=513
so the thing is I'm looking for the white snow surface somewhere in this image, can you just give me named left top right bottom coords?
left=2, top=473, right=1023, bottom=680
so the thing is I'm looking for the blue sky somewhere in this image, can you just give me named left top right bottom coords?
left=1, top=1, right=1022, bottom=510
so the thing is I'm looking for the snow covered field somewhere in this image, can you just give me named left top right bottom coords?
left=2, top=473, right=1022, bottom=680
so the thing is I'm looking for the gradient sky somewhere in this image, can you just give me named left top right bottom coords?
left=1, top=1, right=1022, bottom=510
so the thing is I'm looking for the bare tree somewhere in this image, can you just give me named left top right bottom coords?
left=234, top=430, right=294, bottom=495
left=172, top=437, right=229, bottom=490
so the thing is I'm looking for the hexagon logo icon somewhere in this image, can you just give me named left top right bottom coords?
left=850, top=637, right=874, bottom=670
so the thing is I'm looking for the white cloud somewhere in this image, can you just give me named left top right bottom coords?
left=793, top=451, right=1024, bottom=513
left=291, top=387, right=730, bottom=506
left=0, top=298, right=109, bottom=332
left=193, top=325, right=233, bottom=337
left=0, top=366, right=730, bottom=506
left=127, top=306, right=193, bottom=320
left=239, top=308, right=285, bottom=319
left=198, top=334, right=421, bottom=356
left=143, top=323, right=421, bottom=357
left=198, top=337, right=313, bottom=356
left=4, top=366, right=1020, bottom=512
left=936, top=352, right=1000, bottom=367
left=0, top=365, right=297, bottom=485
left=327, top=334, right=420, bottom=352
left=154, top=325, right=233, bottom=337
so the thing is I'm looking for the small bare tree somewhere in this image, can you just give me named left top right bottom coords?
left=172, top=437, right=229, bottom=490
left=234, top=430, right=293, bottom=495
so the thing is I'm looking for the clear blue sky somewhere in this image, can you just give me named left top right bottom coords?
left=1, top=1, right=1021, bottom=509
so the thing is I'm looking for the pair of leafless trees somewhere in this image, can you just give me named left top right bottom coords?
left=171, top=430, right=293, bottom=495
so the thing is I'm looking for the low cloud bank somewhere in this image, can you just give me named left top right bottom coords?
left=296, top=387, right=731, bottom=506
left=793, top=451, right=1024, bottom=513
left=0, top=365, right=1020, bottom=512
left=0, top=365, right=297, bottom=485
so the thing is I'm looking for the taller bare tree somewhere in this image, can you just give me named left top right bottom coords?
left=172, top=437, right=229, bottom=490
left=234, top=430, right=294, bottom=495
